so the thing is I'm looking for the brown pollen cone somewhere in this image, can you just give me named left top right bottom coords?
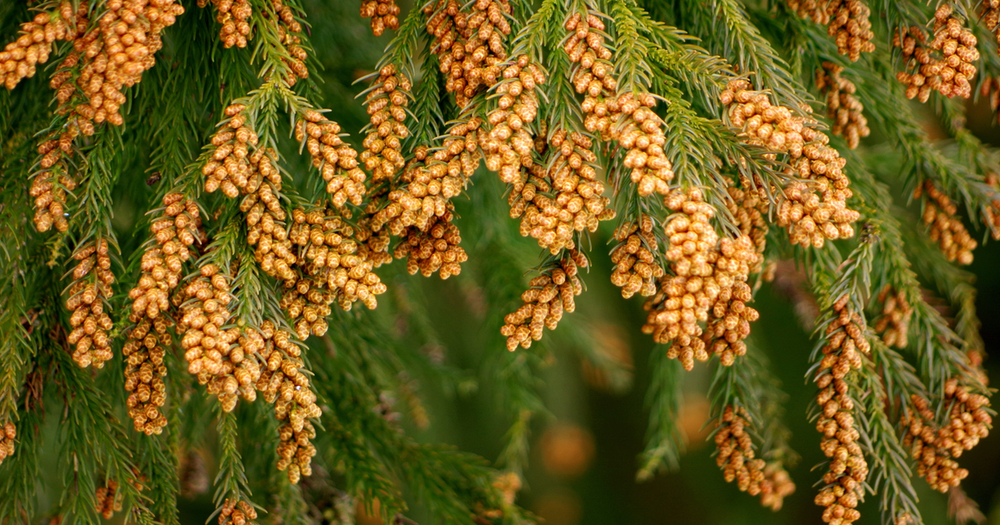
left=914, top=180, right=977, bottom=264
left=124, top=192, right=204, bottom=435
left=610, top=214, right=665, bottom=299
left=501, top=250, right=588, bottom=351
left=815, top=63, right=870, bottom=149
left=894, top=6, right=978, bottom=102
left=902, top=378, right=991, bottom=492
left=360, top=0, right=400, bottom=36
left=360, top=65, right=410, bottom=184
left=254, top=320, right=321, bottom=484
left=714, top=406, right=796, bottom=511
left=721, top=79, right=859, bottom=248
left=66, top=239, right=115, bottom=369
left=811, top=294, right=869, bottom=525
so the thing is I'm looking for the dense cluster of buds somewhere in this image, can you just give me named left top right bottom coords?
left=501, top=251, right=586, bottom=351
left=243, top=177, right=298, bottom=282
left=825, top=1, right=875, bottom=61
left=812, top=295, right=868, bottom=525
left=61, top=0, right=183, bottom=130
left=378, top=120, right=483, bottom=234
left=0, top=3, right=80, bottom=90
left=914, top=180, right=976, bottom=264
left=815, top=63, right=869, bottom=149
left=270, top=0, right=309, bottom=86
left=255, top=320, right=321, bottom=483
left=714, top=406, right=796, bottom=511
left=287, top=208, right=386, bottom=327
left=219, top=498, right=257, bottom=525
left=125, top=193, right=203, bottom=435
left=360, top=65, right=410, bottom=184
left=180, top=264, right=260, bottom=412
left=360, top=0, right=400, bottom=36
left=30, top=137, right=77, bottom=233
left=610, top=214, right=665, bottom=299
left=785, top=0, right=875, bottom=60
left=642, top=189, right=759, bottom=369
left=873, top=285, right=911, bottom=348
left=894, top=6, right=978, bottom=102
left=722, top=79, right=858, bottom=247
left=296, top=109, right=366, bottom=207
left=725, top=182, right=768, bottom=273
left=510, top=131, right=613, bottom=253
left=0, top=422, right=14, bottom=466
left=424, top=0, right=512, bottom=107
left=902, top=379, right=991, bottom=492
left=984, top=173, right=1000, bottom=239
left=203, top=103, right=264, bottom=198
left=201, top=0, right=252, bottom=48
left=481, top=54, right=544, bottom=195
left=394, top=209, right=468, bottom=279
left=95, top=480, right=121, bottom=519
left=66, top=239, right=115, bottom=369
left=564, top=13, right=674, bottom=197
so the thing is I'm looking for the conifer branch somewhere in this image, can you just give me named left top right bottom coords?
left=637, top=351, right=685, bottom=478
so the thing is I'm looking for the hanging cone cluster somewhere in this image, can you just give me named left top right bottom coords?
left=902, top=379, right=991, bottom=492
left=378, top=120, right=483, bottom=234
left=360, top=0, right=400, bottom=37
left=481, top=55, right=544, bottom=198
left=610, top=214, right=665, bottom=299
left=564, top=12, right=674, bottom=197
left=424, top=0, right=512, bottom=107
left=203, top=103, right=262, bottom=198
left=812, top=294, right=868, bottom=525
left=0, top=422, right=14, bottom=466
left=825, top=0, right=875, bottom=61
left=894, top=5, right=978, bottom=102
left=269, top=0, right=309, bottom=85
left=125, top=192, right=203, bottom=435
left=760, top=464, right=797, bottom=511
left=725, top=182, right=768, bottom=273
left=254, top=320, right=321, bottom=484
left=873, top=285, right=911, bottom=348
left=59, top=0, right=183, bottom=129
left=914, top=180, right=977, bottom=265
left=201, top=0, right=252, bottom=48
left=66, top=239, right=115, bottom=369
left=242, top=161, right=298, bottom=283
left=714, top=406, right=796, bottom=511
left=642, top=188, right=759, bottom=370
left=785, top=0, right=875, bottom=61
left=0, top=2, right=81, bottom=90
left=510, top=130, right=613, bottom=254
left=296, top=109, right=366, bottom=208
left=287, top=207, right=386, bottom=323
left=721, top=79, right=859, bottom=248
left=501, top=251, right=586, bottom=351
left=394, top=209, right=468, bottom=279
left=95, top=479, right=121, bottom=520
left=360, top=65, right=410, bottom=184
left=30, top=136, right=78, bottom=233
left=815, top=63, right=869, bottom=149
left=179, top=264, right=260, bottom=412
left=219, top=498, right=257, bottom=525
